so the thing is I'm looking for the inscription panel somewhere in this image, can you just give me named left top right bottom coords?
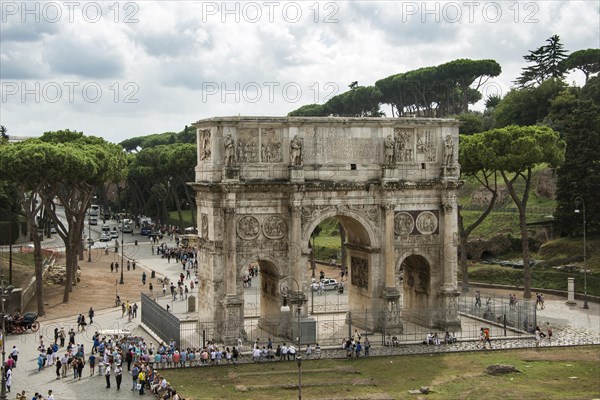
left=300, top=126, right=378, bottom=164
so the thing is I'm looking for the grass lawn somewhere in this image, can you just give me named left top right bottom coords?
left=159, top=346, right=599, bottom=400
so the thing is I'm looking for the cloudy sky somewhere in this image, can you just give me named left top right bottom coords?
left=1, top=1, right=598, bottom=143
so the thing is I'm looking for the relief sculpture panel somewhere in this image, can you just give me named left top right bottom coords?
left=262, top=216, right=287, bottom=239
left=236, top=128, right=259, bottom=163
left=260, top=128, right=283, bottom=163
left=415, top=211, right=438, bottom=235
left=201, top=213, right=208, bottom=239
left=351, top=256, right=368, bottom=289
left=394, top=128, right=414, bottom=162
left=394, top=212, right=414, bottom=236
left=237, top=215, right=260, bottom=240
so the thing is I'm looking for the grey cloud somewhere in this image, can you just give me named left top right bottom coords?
left=0, top=19, right=59, bottom=43
left=43, top=36, right=125, bottom=78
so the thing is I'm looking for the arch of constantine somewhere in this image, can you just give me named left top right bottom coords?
left=191, top=116, right=462, bottom=343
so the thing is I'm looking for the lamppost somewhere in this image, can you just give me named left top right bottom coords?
left=87, top=214, right=92, bottom=263
left=296, top=355, right=302, bottom=400
left=120, top=217, right=124, bottom=285
left=574, top=197, right=589, bottom=309
left=87, top=195, right=97, bottom=262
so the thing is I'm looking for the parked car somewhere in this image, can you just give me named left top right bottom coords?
left=184, top=226, right=198, bottom=234
left=310, top=278, right=340, bottom=291
left=99, top=233, right=110, bottom=242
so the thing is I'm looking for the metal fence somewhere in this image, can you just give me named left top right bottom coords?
left=458, top=290, right=537, bottom=333
left=141, top=292, right=181, bottom=345
left=171, top=307, right=528, bottom=352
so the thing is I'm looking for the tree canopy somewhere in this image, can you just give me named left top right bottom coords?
left=562, top=48, right=600, bottom=84
left=476, top=125, right=565, bottom=298
left=515, top=34, right=569, bottom=88
left=288, top=58, right=501, bottom=118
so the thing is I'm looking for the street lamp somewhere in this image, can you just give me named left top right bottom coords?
left=574, top=197, right=589, bottom=309
left=120, top=217, right=124, bottom=285
left=296, top=355, right=302, bottom=400
left=88, top=195, right=97, bottom=262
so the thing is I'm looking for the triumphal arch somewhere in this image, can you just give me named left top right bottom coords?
left=191, top=116, right=462, bottom=342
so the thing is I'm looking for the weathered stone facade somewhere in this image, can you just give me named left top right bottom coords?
left=190, top=116, right=462, bottom=342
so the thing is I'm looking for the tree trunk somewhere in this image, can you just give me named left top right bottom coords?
left=519, top=207, right=532, bottom=299
left=32, top=229, right=45, bottom=317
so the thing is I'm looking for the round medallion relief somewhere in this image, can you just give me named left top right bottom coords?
left=237, top=216, right=260, bottom=240
left=415, top=211, right=438, bottom=235
left=262, top=216, right=287, bottom=239
left=394, top=212, right=414, bottom=236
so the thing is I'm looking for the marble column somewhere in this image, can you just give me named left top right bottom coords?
left=223, top=206, right=237, bottom=296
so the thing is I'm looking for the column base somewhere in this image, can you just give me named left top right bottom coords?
left=220, top=295, right=245, bottom=345
left=434, top=289, right=461, bottom=332
left=381, top=287, right=403, bottom=335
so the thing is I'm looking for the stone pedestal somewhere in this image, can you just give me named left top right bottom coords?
left=381, top=166, right=399, bottom=182
left=381, top=287, right=403, bottom=334
left=435, top=289, right=461, bottom=331
left=221, top=295, right=244, bottom=344
left=289, top=165, right=304, bottom=183
left=223, top=166, right=240, bottom=181
left=566, top=277, right=577, bottom=305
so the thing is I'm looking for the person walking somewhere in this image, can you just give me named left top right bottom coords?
left=88, top=307, right=95, bottom=324
left=10, top=345, right=18, bottom=367
left=115, top=363, right=123, bottom=390
left=142, top=271, right=147, bottom=285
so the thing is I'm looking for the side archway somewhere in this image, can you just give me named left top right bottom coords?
left=398, top=253, right=433, bottom=325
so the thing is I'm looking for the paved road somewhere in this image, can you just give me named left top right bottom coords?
left=6, top=235, right=600, bottom=399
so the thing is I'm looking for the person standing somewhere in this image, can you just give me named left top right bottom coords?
left=47, top=390, right=55, bottom=400
left=88, top=307, right=95, bottom=324
left=55, top=357, right=62, bottom=379
left=59, top=327, right=66, bottom=347
left=130, top=363, right=140, bottom=391
left=53, top=328, right=59, bottom=345
left=142, top=271, right=147, bottom=285
left=88, top=353, right=96, bottom=376
left=76, top=357, right=84, bottom=380
left=105, top=362, right=112, bottom=388
left=115, top=363, right=123, bottom=390
left=137, top=367, right=146, bottom=395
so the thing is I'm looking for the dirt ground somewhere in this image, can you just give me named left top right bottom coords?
left=24, top=249, right=153, bottom=322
